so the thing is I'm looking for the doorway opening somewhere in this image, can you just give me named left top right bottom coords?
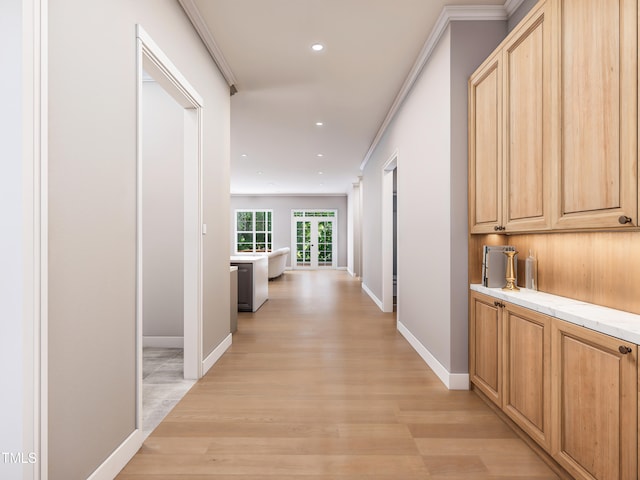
left=136, top=26, right=204, bottom=436
left=291, top=210, right=338, bottom=269
left=382, top=153, right=397, bottom=313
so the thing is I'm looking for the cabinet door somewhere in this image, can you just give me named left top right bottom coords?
left=234, top=263, right=253, bottom=312
left=503, top=2, right=551, bottom=232
left=550, top=0, right=638, bottom=230
left=503, top=304, right=551, bottom=450
left=469, top=52, right=502, bottom=234
left=551, top=319, right=637, bottom=480
left=469, top=292, right=502, bottom=406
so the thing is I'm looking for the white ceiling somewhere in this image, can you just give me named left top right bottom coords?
left=185, top=0, right=510, bottom=195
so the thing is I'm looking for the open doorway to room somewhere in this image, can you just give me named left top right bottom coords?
left=136, top=26, right=204, bottom=437
left=382, top=153, right=397, bottom=313
left=291, top=210, right=338, bottom=269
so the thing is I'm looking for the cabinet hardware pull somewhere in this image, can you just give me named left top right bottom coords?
left=494, top=226, right=499, bottom=231
left=618, top=345, right=632, bottom=354
left=618, top=215, right=632, bottom=224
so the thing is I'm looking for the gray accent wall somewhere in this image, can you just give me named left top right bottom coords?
left=142, top=82, right=185, bottom=339
left=361, top=21, right=505, bottom=376
left=48, top=1, right=230, bottom=478
left=508, top=0, right=539, bottom=32
left=230, top=195, right=348, bottom=268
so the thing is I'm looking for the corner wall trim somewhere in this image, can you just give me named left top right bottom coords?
left=86, top=430, right=144, bottom=480
left=359, top=4, right=508, bottom=171
left=177, top=0, right=238, bottom=87
left=361, top=282, right=384, bottom=311
left=202, top=333, right=232, bottom=375
left=143, top=336, right=184, bottom=348
left=397, top=321, right=469, bottom=390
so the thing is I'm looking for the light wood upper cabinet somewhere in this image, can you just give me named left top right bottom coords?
left=503, top=2, right=551, bottom=232
left=502, top=303, right=551, bottom=451
left=469, top=291, right=502, bottom=406
left=469, top=2, right=550, bottom=234
left=469, top=52, right=502, bottom=234
left=551, top=319, right=637, bottom=480
left=550, top=0, right=638, bottom=229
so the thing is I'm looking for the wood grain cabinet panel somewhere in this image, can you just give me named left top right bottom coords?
left=469, top=53, right=502, bottom=234
left=469, top=291, right=502, bottom=406
left=551, top=319, right=637, bottom=480
left=503, top=2, right=551, bottom=232
left=502, top=304, right=551, bottom=450
left=550, top=0, right=638, bottom=229
left=469, top=1, right=550, bottom=234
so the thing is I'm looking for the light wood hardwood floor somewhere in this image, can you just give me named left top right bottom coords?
left=118, top=270, right=559, bottom=479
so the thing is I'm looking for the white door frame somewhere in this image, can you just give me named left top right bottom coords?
left=136, top=26, right=204, bottom=433
left=290, top=210, right=338, bottom=269
left=381, top=152, right=397, bottom=313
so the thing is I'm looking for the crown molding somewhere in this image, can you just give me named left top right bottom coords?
left=359, top=4, right=509, bottom=171
left=178, top=0, right=238, bottom=88
left=504, top=0, right=526, bottom=16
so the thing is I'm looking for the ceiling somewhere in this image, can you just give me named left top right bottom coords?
left=183, top=0, right=511, bottom=195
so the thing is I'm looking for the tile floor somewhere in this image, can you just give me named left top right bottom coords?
left=142, top=347, right=195, bottom=437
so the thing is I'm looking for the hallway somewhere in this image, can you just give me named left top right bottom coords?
left=118, top=271, right=558, bottom=479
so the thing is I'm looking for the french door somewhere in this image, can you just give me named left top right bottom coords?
left=291, top=210, right=337, bottom=269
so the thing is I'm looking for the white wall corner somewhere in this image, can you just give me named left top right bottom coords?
left=202, top=333, right=232, bottom=375
left=361, top=282, right=384, bottom=311
left=86, top=430, right=144, bottom=480
left=359, top=4, right=507, bottom=171
left=397, top=321, right=470, bottom=390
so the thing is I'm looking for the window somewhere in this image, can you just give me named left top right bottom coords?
left=235, top=210, right=273, bottom=253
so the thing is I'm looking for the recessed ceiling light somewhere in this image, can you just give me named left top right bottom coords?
left=241, top=154, right=247, bottom=157
left=316, top=153, right=324, bottom=157
left=257, top=171, right=263, bottom=175
left=315, top=122, right=324, bottom=126
left=318, top=171, right=324, bottom=175
left=311, top=43, right=324, bottom=52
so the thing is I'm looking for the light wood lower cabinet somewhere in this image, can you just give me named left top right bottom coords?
left=470, top=291, right=639, bottom=479
left=503, top=303, right=551, bottom=451
left=469, top=292, right=502, bottom=406
left=551, top=319, right=637, bottom=480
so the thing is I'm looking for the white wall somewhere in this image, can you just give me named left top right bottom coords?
left=142, top=81, right=184, bottom=340
left=230, top=195, right=348, bottom=268
left=361, top=20, right=505, bottom=384
left=47, top=1, right=230, bottom=478
left=0, top=1, right=24, bottom=478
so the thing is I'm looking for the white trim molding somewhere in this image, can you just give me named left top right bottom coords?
left=360, top=4, right=508, bottom=171
left=361, top=282, right=383, bottom=311
left=202, top=333, right=232, bottom=375
left=86, top=430, right=144, bottom=480
left=397, top=321, right=470, bottom=390
left=177, top=0, right=237, bottom=88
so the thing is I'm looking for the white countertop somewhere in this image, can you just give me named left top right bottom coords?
left=230, top=255, right=267, bottom=264
left=470, top=284, right=640, bottom=345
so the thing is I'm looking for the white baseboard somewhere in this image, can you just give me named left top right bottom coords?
left=86, top=429, right=144, bottom=480
left=361, top=282, right=384, bottom=311
left=202, top=333, right=232, bottom=375
left=396, top=321, right=469, bottom=390
left=143, top=336, right=183, bottom=348
left=337, top=266, right=348, bottom=271
left=347, top=268, right=355, bottom=277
